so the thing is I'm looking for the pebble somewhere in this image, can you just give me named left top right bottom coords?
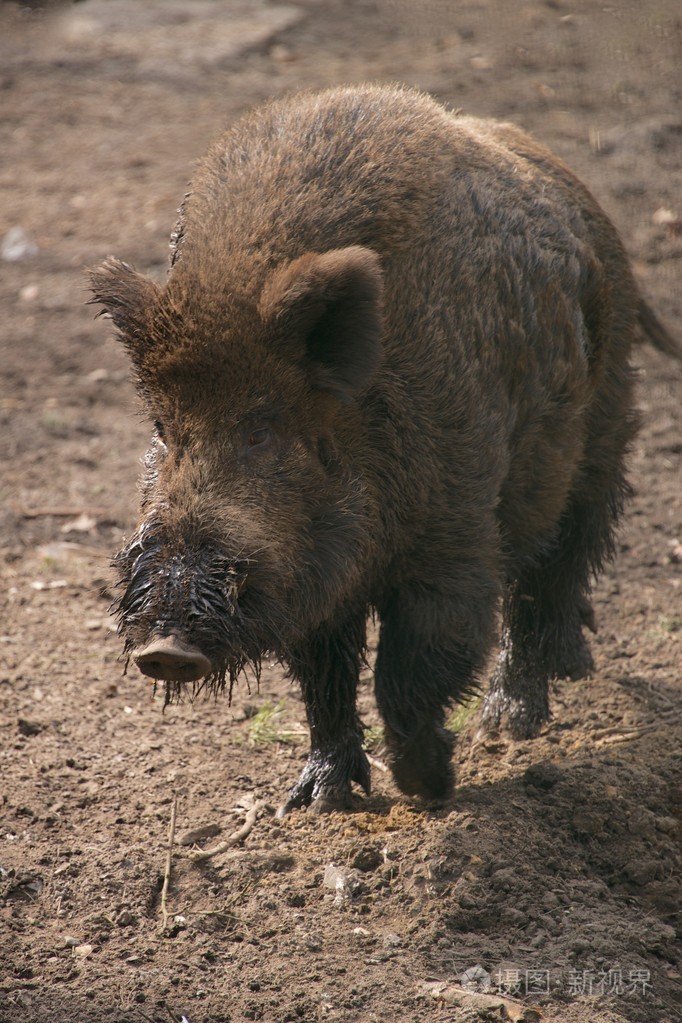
left=19, top=283, right=39, bottom=302
left=85, top=368, right=109, bottom=383
left=18, top=719, right=43, bottom=737
left=2, top=226, right=39, bottom=261
left=323, top=863, right=365, bottom=905
left=178, top=823, right=221, bottom=846
left=269, top=43, right=296, bottom=62
left=459, top=964, right=491, bottom=991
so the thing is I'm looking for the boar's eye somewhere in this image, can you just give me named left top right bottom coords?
left=246, top=426, right=271, bottom=450
left=153, top=420, right=166, bottom=444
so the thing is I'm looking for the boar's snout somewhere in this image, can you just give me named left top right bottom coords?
left=133, top=635, right=212, bottom=684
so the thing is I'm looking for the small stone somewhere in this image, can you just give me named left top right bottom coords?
left=18, top=719, right=43, bottom=737
left=73, top=943, right=94, bottom=957
left=2, top=226, right=38, bottom=261
left=85, top=368, right=110, bottom=383
left=460, top=964, right=492, bottom=992
left=19, top=283, right=39, bottom=302
left=60, top=514, right=97, bottom=534
left=269, top=43, right=296, bottom=62
left=483, top=739, right=508, bottom=754
left=323, top=863, right=365, bottom=904
left=177, top=823, right=221, bottom=847
left=63, top=935, right=80, bottom=948
left=652, top=207, right=678, bottom=226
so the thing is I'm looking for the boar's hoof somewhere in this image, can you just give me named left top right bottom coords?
left=277, top=791, right=354, bottom=818
left=479, top=686, right=548, bottom=740
left=276, top=790, right=353, bottom=818
left=554, top=635, right=595, bottom=681
left=276, top=745, right=371, bottom=817
left=384, top=725, right=455, bottom=803
left=133, top=635, right=212, bottom=684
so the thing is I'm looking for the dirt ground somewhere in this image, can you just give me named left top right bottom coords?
left=1, top=1, right=681, bottom=1021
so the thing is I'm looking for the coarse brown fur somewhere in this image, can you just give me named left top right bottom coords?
left=89, top=84, right=679, bottom=813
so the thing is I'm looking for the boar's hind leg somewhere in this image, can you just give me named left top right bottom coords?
left=483, top=433, right=634, bottom=739
left=375, top=587, right=495, bottom=803
left=481, top=563, right=595, bottom=740
left=277, top=610, right=370, bottom=816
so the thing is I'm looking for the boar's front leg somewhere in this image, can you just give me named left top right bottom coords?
left=375, top=573, right=497, bottom=803
left=278, top=609, right=370, bottom=816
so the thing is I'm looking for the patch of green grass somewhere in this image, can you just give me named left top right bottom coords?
left=658, top=615, right=681, bottom=634
left=362, top=725, right=384, bottom=752
left=246, top=700, right=305, bottom=746
left=446, top=694, right=482, bottom=734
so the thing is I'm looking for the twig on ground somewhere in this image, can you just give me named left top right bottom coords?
left=160, top=793, right=178, bottom=930
left=12, top=504, right=110, bottom=519
left=366, top=753, right=389, bottom=773
left=187, top=801, right=263, bottom=862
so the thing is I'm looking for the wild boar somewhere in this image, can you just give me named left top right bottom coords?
left=90, top=84, right=678, bottom=814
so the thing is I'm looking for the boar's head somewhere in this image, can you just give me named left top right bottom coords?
left=89, top=247, right=383, bottom=701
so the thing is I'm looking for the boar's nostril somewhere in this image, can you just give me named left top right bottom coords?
left=133, top=636, right=212, bottom=684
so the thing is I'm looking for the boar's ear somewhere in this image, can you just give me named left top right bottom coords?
left=260, top=246, right=383, bottom=401
left=87, top=258, right=161, bottom=359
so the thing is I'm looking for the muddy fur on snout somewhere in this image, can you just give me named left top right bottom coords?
left=89, top=83, right=678, bottom=814
left=112, top=521, right=254, bottom=705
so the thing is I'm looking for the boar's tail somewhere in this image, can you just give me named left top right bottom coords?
left=637, top=299, right=682, bottom=360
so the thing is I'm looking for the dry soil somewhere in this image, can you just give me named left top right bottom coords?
left=1, top=2, right=681, bottom=1022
